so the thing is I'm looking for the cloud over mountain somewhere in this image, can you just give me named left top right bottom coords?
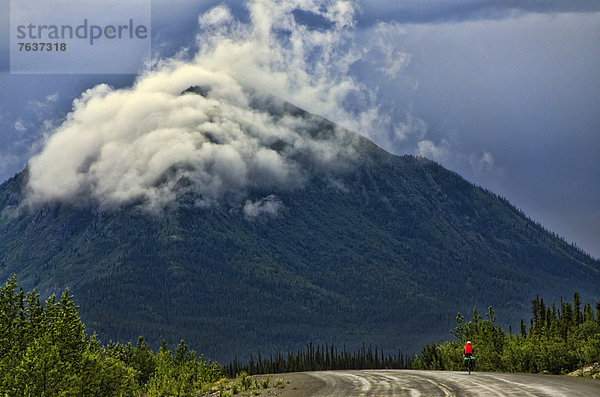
left=25, top=66, right=358, bottom=211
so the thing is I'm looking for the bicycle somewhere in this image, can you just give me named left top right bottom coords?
left=464, top=355, right=475, bottom=374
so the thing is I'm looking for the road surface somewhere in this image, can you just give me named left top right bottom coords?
left=277, top=370, right=600, bottom=396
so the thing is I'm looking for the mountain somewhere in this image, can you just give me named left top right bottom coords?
left=0, top=97, right=598, bottom=362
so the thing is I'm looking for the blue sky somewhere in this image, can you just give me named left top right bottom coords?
left=1, top=0, right=599, bottom=257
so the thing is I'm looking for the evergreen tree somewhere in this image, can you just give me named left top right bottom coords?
left=413, top=292, right=600, bottom=376
left=574, top=292, right=583, bottom=325
left=0, top=277, right=223, bottom=396
left=583, top=302, right=594, bottom=323
left=133, top=336, right=156, bottom=385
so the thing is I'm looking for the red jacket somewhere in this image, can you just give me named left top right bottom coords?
left=464, top=343, right=473, bottom=354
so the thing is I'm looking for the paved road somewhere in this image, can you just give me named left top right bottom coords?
left=297, top=370, right=600, bottom=396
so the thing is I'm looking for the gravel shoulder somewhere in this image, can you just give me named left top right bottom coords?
left=245, top=373, right=326, bottom=397
left=256, top=370, right=600, bottom=396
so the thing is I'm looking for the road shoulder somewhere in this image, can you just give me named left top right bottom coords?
left=253, top=372, right=327, bottom=397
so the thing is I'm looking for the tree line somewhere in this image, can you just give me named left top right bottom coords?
left=1, top=274, right=413, bottom=395
left=0, top=276, right=221, bottom=396
left=413, top=292, right=600, bottom=376
left=3, top=273, right=598, bottom=395
left=226, top=342, right=411, bottom=376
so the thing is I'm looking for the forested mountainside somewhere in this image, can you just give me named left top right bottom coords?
left=1, top=104, right=598, bottom=361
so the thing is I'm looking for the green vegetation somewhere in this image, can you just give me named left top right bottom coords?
left=202, top=373, right=288, bottom=397
left=413, top=293, right=600, bottom=377
left=3, top=271, right=599, bottom=397
left=0, top=276, right=222, bottom=396
left=226, top=342, right=410, bottom=376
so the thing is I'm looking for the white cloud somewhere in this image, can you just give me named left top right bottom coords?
left=45, top=93, right=59, bottom=103
left=468, top=150, right=500, bottom=178
left=13, top=120, right=26, bottom=132
left=198, top=5, right=235, bottom=29
left=243, top=194, right=285, bottom=219
left=371, top=22, right=412, bottom=78
left=25, top=62, right=358, bottom=211
left=417, top=139, right=449, bottom=161
left=479, top=151, right=494, bottom=168
left=191, top=0, right=399, bottom=141
left=29, top=92, right=59, bottom=113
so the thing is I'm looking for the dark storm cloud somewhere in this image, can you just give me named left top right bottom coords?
left=358, top=0, right=600, bottom=25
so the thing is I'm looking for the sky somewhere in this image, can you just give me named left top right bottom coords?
left=0, top=0, right=599, bottom=257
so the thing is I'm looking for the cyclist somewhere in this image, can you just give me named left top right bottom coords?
left=463, top=341, right=473, bottom=358
left=463, top=341, right=475, bottom=373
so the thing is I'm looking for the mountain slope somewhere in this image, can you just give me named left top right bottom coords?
left=0, top=107, right=598, bottom=361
